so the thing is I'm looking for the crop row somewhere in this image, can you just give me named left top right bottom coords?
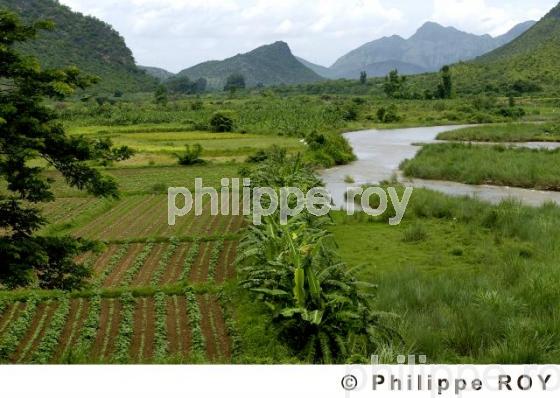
left=71, top=195, right=245, bottom=240
left=89, top=240, right=237, bottom=287
left=0, top=293, right=232, bottom=364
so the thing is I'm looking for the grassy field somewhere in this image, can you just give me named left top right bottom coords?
left=3, top=90, right=560, bottom=364
left=330, top=188, right=560, bottom=363
left=401, top=143, right=560, bottom=190
left=66, top=124, right=305, bottom=166
left=437, top=123, right=560, bottom=142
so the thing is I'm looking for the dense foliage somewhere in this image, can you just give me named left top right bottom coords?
left=0, top=0, right=157, bottom=93
left=0, top=10, right=131, bottom=289
left=237, top=150, right=398, bottom=363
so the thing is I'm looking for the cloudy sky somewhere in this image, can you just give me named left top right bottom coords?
left=59, top=0, right=558, bottom=72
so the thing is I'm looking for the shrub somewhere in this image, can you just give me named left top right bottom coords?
left=176, top=144, right=205, bottom=166
left=377, top=105, right=401, bottom=123
left=209, top=111, right=235, bottom=132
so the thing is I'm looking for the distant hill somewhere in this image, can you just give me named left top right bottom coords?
left=0, top=0, right=157, bottom=93
left=177, top=41, right=323, bottom=89
left=295, top=57, right=338, bottom=79
left=453, top=2, right=560, bottom=94
left=329, top=21, right=535, bottom=78
left=139, top=66, right=175, bottom=82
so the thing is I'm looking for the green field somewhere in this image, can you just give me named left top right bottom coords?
left=437, top=122, right=560, bottom=142
left=401, top=143, right=560, bottom=190
left=331, top=188, right=560, bottom=363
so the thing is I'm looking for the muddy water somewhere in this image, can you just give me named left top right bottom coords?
left=320, top=125, right=560, bottom=208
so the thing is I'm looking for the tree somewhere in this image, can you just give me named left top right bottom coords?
left=0, top=10, right=132, bottom=289
left=383, top=69, right=407, bottom=98
left=166, top=76, right=207, bottom=94
left=436, top=65, right=453, bottom=99
left=359, top=71, right=367, bottom=85
left=224, top=73, right=245, bottom=92
left=154, top=84, right=168, bottom=105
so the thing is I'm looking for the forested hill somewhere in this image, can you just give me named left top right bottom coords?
left=452, top=1, right=560, bottom=95
left=0, top=0, right=157, bottom=93
left=177, top=41, right=323, bottom=89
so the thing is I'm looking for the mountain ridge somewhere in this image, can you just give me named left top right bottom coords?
left=0, top=0, right=157, bottom=93
left=326, top=20, right=535, bottom=79
left=176, top=41, right=323, bottom=89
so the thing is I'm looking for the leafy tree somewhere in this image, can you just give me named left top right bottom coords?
left=0, top=10, right=132, bottom=289
left=383, top=69, right=407, bottom=98
left=154, top=84, right=168, bottom=105
left=224, top=73, right=246, bottom=92
left=359, top=71, right=367, bottom=85
left=436, top=65, right=453, bottom=99
left=166, top=76, right=207, bottom=94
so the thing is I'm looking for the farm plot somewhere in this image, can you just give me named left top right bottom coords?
left=89, top=240, right=237, bottom=287
left=0, top=293, right=232, bottom=364
left=71, top=195, right=245, bottom=240
left=40, top=197, right=100, bottom=225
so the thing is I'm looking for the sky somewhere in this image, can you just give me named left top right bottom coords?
left=59, top=0, right=559, bottom=72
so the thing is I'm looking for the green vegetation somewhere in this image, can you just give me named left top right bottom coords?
left=449, top=3, right=560, bottom=95
left=401, top=143, right=560, bottom=190
left=1, top=0, right=560, bottom=366
left=331, top=188, right=560, bottom=362
left=0, top=0, right=156, bottom=93
left=0, top=10, right=131, bottom=289
left=237, top=150, right=397, bottom=363
left=437, top=123, right=560, bottom=142
left=176, top=41, right=322, bottom=89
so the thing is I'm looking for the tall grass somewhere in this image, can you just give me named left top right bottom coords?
left=401, top=143, right=560, bottom=190
left=333, top=188, right=560, bottom=363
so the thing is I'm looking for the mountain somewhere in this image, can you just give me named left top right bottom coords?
left=139, top=66, right=175, bottom=82
left=453, top=2, right=560, bottom=94
left=177, top=41, right=323, bottom=89
left=295, top=57, right=338, bottom=79
left=329, top=21, right=535, bottom=78
left=0, top=0, right=157, bottom=93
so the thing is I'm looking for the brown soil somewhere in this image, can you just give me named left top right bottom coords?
left=207, top=295, right=232, bottom=362
left=0, top=302, right=25, bottom=336
left=160, top=242, right=190, bottom=285
left=91, top=245, right=118, bottom=276
left=91, top=299, right=122, bottom=362
left=53, top=298, right=90, bottom=362
left=226, top=241, right=238, bottom=280
left=214, top=241, right=230, bottom=284
left=76, top=196, right=139, bottom=238
left=109, top=196, right=162, bottom=239
left=131, top=244, right=168, bottom=287
left=166, top=296, right=192, bottom=359
left=92, top=196, right=156, bottom=240
left=189, top=242, right=211, bottom=283
left=129, top=297, right=155, bottom=363
left=102, top=243, right=144, bottom=287
left=12, top=301, right=59, bottom=363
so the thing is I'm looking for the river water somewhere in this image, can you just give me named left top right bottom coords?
left=320, top=125, right=560, bottom=208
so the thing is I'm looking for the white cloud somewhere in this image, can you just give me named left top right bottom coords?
left=58, top=0, right=553, bottom=71
left=430, top=0, right=550, bottom=36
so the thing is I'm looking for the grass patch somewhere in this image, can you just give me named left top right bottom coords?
left=330, top=189, right=560, bottom=363
left=401, top=143, right=560, bottom=190
left=437, top=123, right=560, bottom=142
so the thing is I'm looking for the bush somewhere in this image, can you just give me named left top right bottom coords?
left=377, top=105, right=401, bottom=123
left=209, top=111, right=235, bottom=132
left=175, top=144, right=205, bottom=165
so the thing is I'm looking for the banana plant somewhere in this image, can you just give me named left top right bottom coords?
left=237, top=150, right=399, bottom=363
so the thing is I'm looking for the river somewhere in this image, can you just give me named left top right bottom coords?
left=320, top=125, right=560, bottom=208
